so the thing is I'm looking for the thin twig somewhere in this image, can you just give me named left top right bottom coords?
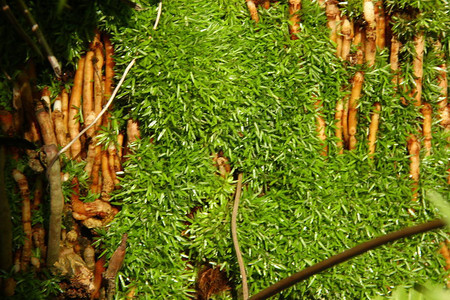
left=2, top=0, right=43, bottom=59
left=249, top=219, right=446, bottom=299
left=153, top=2, right=163, bottom=30
left=232, top=173, right=248, bottom=299
left=47, top=58, right=136, bottom=172
left=16, top=0, right=61, bottom=78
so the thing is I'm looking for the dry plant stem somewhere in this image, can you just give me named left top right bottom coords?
left=44, top=144, right=64, bottom=267
left=91, top=145, right=102, bottom=194
left=367, top=102, right=381, bottom=157
left=231, top=173, right=248, bottom=300
left=390, top=35, right=401, bottom=87
left=0, top=146, right=13, bottom=272
left=61, top=89, right=69, bottom=136
left=407, top=134, right=420, bottom=201
left=108, top=143, right=120, bottom=185
left=12, top=169, right=32, bottom=272
left=85, top=141, right=97, bottom=176
left=335, top=98, right=344, bottom=154
left=49, top=58, right=136, bottom=170
left=36, top=93, right=57, bottom=146
left=412, top=34, right=425, bottom=106
left=101, top=150, right=114, bottom=201
left=16, top=0, right=61, bottom=77
left=421, top=102, right=432, bottom=157
left=126, top=119, right=141, bottom=144
left=153, top=2, right=163, bottom=30
left=288, top=0, right=301, bottom=40
left=340, top=18, right=352, bottom=60
left=83, top=51, right=95, bottom=123
left=342, top=96, right=350, bottom=147
left=440, top=241, right=450, bottom=288
left=53, top=99, right=68, bottom=149
left=348, top=72, right=364, bottom=150
left=104, top=234, right=128, bottom=300
left=104, top=35, right=115, bottom=99
left=314, top=98, right=327, bottom=156
left=435, top=42, right=448, bottom=127
left=94, top=45, right=104, bottom=128
left=246, top=0, right=259, bottom=23
left=1, top=0, right=43, bottom=59
left=69, top=56, right=85, bottom=160
left=92, top=256, right=106, bottom=299
left=249, top=219, right=446, bottom=300
left=325, top=0, right=340, bottom=44
left=375, top=1, right=385, bottom=49
left=363, top=0, right=376, bottom=67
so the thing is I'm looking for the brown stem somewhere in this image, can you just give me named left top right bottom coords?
left=411, top=33, right=425, bottom=107
left=12, top=169, right=32, bottom=271
left=249, top=219, right=446, bottom=299
left=246, top=0, right=259, bottom=23
left=363, top=0, right=376, bottom=67
left=288, top=0, right=301, bottom=40
left=348, top=72, right=364, bottom=150
left=407, top=134, right=420, bottom=201
left=325, top=0, right=340, bottom=44
left=421, top=102, right=432, bottom=157
left=231, top=173, right=248, bottom=299
left=367, top=102, right=381, bottom=157
left=44, top=144, right=64, bottom=267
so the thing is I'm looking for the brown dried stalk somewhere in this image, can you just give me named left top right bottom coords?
left=12, top=169, right=32, bottom=271
left=314, top=98, right=327, bottom=156
left=104, top=234, right=128, bottom=300
left=246, top=0, right=259, bottom=23
left=363, top=0, right=376, bottom=67
left=421, top=102, right=432, bottom=157
left=348, top=72, right=364, bottom=150
left=325, top=0, right=340, bottom=44
left=375, top=1, right=386, bottom=49
left=367, top=102, right=381, bottom=157
left=36, top=89, right=57, bottom=146
left=288, top=0, right=301, bottom=40
left=334, top=97, right=344, bottom=154
left=407, top=134, right=420, bottom=201
left=68, top=56, right=86, bottom=160
left=411, top=33, right=425, bottom=106
left=83, top=51, right=95, bottom=124
left=340, top=18, right=352, bottom=60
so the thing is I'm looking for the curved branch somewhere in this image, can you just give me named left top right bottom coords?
left=249, top=219, right=446, bottom=299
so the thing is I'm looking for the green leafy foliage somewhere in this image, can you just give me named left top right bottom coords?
left=94, top=0, right=449, bottom=298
